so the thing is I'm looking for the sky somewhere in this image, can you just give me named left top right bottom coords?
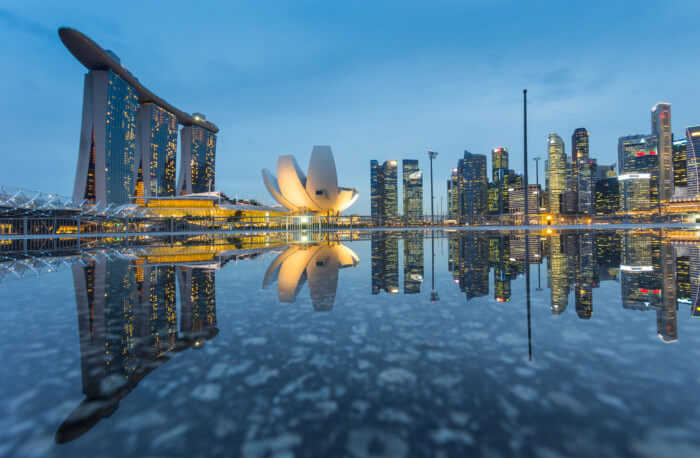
left=2, top=0, right=700, bottom=214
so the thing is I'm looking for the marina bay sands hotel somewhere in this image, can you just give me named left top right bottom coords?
left=59, top=27, right=219, bottom=205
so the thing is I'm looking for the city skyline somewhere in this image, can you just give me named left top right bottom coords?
left=3, top=2, right=700, bottom=214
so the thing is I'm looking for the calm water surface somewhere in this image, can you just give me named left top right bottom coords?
left=1, top=229, right=700, bottom=457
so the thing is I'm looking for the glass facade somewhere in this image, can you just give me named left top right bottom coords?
left=619, top=173, right=652, bottom=212
left=572, top=128, right=589, bottom=211
left=402, top=160, right=423, bottom=224
left=188, top=126, right=217, bottom=194
left=491, top=147, right=509, bottom=183
left=686, top=126, right=700, bottom=198
left=547, top=133, right=567, bottom=214
left=140, top=104, right=178, bottom=197
left=595, top=177, right=620, bottom=215
left=618, top=135, right=659, bottom=209
left=458, top=152, right=487, bottom=223
left=371, top=232, right=399, bottom=294
left=651, top=103, right=673, bottom=203
left=403, top=232, right=424, bottom=294
left=673, top=138, right=688, bottom=191
left=369, top=160, right=398, bottom=222
left=105, top=71, right=138, bottom=205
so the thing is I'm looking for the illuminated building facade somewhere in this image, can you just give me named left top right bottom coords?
left=72, top=69, right=138, bottom=205
left=60, top=28, right=219, bottom=206
left=370, top=160, right=398, bottom=222
left=458, top=151, right=487, bottom=223
left=572, top=128, right=589, bottom=211
left=618, top=135, right=659, bottom=209
left=447, top=168, right=459, bottom=216
left=402, top=160, right=423, bottom=224
left=452, top=233, right=489, bottom=300
left=492, top=147, right=509, bottom=183
left=178, top=121, right=217, bottom=194
left=673, top=138, right=688, bottom=192
left=403, top=232, right=424, bottom=294
left=686, top=126, right=700, bottom=198
left=651, top=103, right=673, bottom=204
left=595, top=177, right=619, bottom=215
left=509, top=185, right=541, bottom=214
left=574, top=232, right=595, bottom=319
left=548, top=234, right=570, bottom=314
left=136, top=103, right=178, bottom=197
left=619, top=173, right=651, bottom=212
left=547, top=133, right=567, bottom=214
left=578, top=159, right=596, bottom=216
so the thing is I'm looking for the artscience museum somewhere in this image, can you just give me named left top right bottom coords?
left=262, top=146, right=359, bottom=215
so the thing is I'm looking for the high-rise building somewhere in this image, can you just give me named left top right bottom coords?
left=595, top=176, right=619, bottom=216
left=447, top=168, right=459, bottom=217
left=370, top=160, right=398, bottom=222
left=618, top=135, right=659, bottom=209
left=458, top=151, right=487, bottom=223
left=402, top=160, right=423, bottom=224
left=136, top=103, right=178, bottom=197
left=686, top=126, right=700, bottom=198
left=547, top=133, right=567, bottom=214
left=492, top=147, right=509, bottom=183
left=578, top=159, right=597, bottom=216
left=651, top=103, right=673, bottom=204
left=178, top=119, right=217, bottom=195
left=60, top=28, right=219, bottom=205
left=72, top=69, right=139, bottom=205
left=673, top=138, right=688, bottom=194
left=509, top=185, right=541, bottom=215
left=572, top=128, right=589, bottom=211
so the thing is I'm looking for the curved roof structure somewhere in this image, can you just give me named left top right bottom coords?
left=58, top=27, right=218, bottom=133
left=262, top=146, right=359, bottom=214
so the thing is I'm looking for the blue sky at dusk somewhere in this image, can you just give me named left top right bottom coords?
left=1, top=0, right=699, bottom=214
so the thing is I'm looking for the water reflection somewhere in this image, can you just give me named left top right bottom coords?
left=262, top=242, right=360, bottom=311
left=54, top=236, right=283, bottom=443
left=441, top=229, right=700, bottom=343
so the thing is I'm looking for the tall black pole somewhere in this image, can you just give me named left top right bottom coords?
left=523, top=89, right=529, bottom=225
left=428, top=150, right=438, bottom=226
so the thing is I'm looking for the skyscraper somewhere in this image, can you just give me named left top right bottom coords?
left=651, top=103, right=673, bottom=204
left=578, top=159, right=596, bottom=216
left=458, top=151, right=487, bottom=223
left=492, top=147, right=509, bottom=183
left=402, top=160, right=423, bottom=224
left=547, top=133, right=567, bottom=214
left=136, top=103, right=178, bottom=197
left=572, top=128, right=589, bottom=211
left=618, top=135, right=659, bottom=210
left=60, top=27, right=219, bottom=205
left=673, top=138, right=688, bottom=193
left=73, top=68, right=139, bottom=205
left=370, top=160, right=398, bottom=223
left=178, top=119, right=217, bottom=195
left=686, top=126, right=700, bottom=198
left=447, top=168, right=459, bottom=217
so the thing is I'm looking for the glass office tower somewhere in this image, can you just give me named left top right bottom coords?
left=402, top=160, right=423, bottom=224
left=458, top=151, right=487, bottom=223
left=370, top=160, right=398, bottom=223
left=618, top=135, right=659, bottom=209
left=673, top=138, right=688, bottom=192
left=491, top=147, right=509, bottom=183
left=73, top=69, right=138, bottom=205
left=686, top=126, right=700, bottom=198
left=572, top=128, right=589, bottom=211
left=651, top=103, right=673, bottom=204
left=136, top=103, right=178, bottom=197
left=547, top=133, right=567, bottom=214
left=403, top=232, right=424, bottom=294
left=178, top=117, right=217, bottom=195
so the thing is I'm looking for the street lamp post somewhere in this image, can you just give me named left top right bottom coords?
left=428, top=150, right=438, bottom=226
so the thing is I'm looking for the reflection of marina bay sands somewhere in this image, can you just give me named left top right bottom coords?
left=55, top=237, right=282, bottom=443
left=262, top=242, right=360, bottom=310
left=447, top=230, right=700, bottom=342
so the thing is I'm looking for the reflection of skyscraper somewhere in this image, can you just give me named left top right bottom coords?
left=178, top=266, right=217, bottom=341
left=134, top=264, right=178, bottom=358
left=371, top=232, right=399, bottom=294
left=451, top=233, right=489, bottom=300
left=620, top=232, right=661, bottom=311
left=492, top=235, right=512, bottom=302
left=403, top=232, right=424, bottom=294
left=402, top=160, right=423, bottom=224
left=548, top=234, right=570, bottom=314
left=574, top=232, right=595, bottom=319
left=657, top=240, right=677, bottom=342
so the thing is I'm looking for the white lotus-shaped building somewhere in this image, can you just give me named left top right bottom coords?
left=262, top=146, right=359, bottom=214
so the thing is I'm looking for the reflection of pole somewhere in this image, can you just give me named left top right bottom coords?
left=429, top=150, right=438, bottom=226
left=430, top=232, right=439, bottom=303
left=525, top=232, right=532, bottom=361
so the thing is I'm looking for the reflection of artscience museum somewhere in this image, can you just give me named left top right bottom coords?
left=262, top=146, right=359, bottom=215
left=262, top=243, right=360, bottom=310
